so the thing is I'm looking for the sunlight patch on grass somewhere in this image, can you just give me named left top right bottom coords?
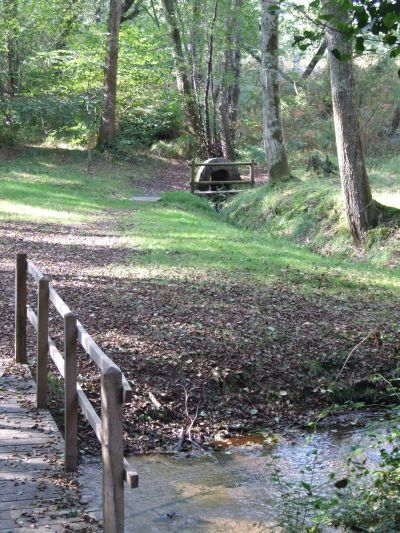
left=374, top=192, right=400, bottom=209
left=0, top=200, right=88, bottom=223
left=121, top=201, right=400, bottom=294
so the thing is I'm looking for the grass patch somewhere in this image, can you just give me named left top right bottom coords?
left=0, top=146, right=142, bottom=223
left=222, top=155, right=400, bottom=267
left=0, top=147, right=399, bottom=295
left=120, top=190, right=400, bottom=294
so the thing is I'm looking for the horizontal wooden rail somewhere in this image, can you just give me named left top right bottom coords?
left=26, top=271, right=131, bottom=403
left=27, top=260, right=44, bottom=282
left=194, top=190, right=241, bottom=195
left=195, top=180, right=252, bottom=186
left=189, top=161, right=256, bottom=167
left=49, top=285, right=73, bottom=317
left=76, top=323, right=132, bottom=403
left=27, top=305, right=138, bottom=488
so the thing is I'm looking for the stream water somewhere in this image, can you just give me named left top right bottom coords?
left=82, top=412, right=397, bottom=532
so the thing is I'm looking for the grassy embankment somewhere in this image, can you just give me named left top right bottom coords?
left=0, top=147, right=399, bottom=295
left=222, top=155, right=400, bottom=267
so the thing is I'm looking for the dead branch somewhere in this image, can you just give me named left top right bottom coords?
left=334, top=321, right=384, bottom=384
left=173, top=385, right=203, bottom=452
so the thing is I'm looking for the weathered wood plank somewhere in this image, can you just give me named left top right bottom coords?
left=37, top=277, right=49, bottom=408
left=26, top=260, right=44, bottom=282
left=0, top=490, right=62, bottom=503
left=101, top=367, right=124, bottom=533
left=194, top=190, right=244, bottom=195
left=193, top=179, right=253, bottom=185
left=15, top=252, right=27, bottom=363
left=64, top=312, right=78, bottom=472
left=77, top=323, right=132, bottom=403
left=123, top=457, right=139, bottom=489
left=0, top=363, right=100, bottom=531
left=191, top=161, right=256, bottom=167
left=48, top=285, right=72, bottom=317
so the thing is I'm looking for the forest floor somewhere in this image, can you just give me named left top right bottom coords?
left=0, top=146, right=399, bottom=455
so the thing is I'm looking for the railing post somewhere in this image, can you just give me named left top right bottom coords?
left=15, top=252, right=27, bottom=363
left=64, top=311, right=78, bottom=472
left=250, top=160, right=256, bottom=187
left=190, top=160, right=196, bottom=194
left=101, top=367, right=124, bottom=533
left=37, top=277, right=49, bottom=408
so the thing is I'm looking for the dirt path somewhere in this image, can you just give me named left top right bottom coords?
left=0, top=211, right=399, bottom=456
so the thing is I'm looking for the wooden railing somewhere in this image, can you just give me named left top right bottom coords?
left=189, top=160, right=257, bottom=195
left=14, top=252, right=137, bottom=533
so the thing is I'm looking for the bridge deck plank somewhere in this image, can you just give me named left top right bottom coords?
left=0, top=360, right=101, bottom=531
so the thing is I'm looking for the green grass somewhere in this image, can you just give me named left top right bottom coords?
left=122, top=191, right=400, bottom=293
left=0, top=146, right=140, bottom=223
left=222, top=154, right=400, bottom=266
left=0, top=147, right=399, bottom=295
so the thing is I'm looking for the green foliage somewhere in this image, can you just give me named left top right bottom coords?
left=275, top=424, right=400, bottom=532
left=296, top=0, right=400, bottom=61
left=150, top=135, right=194, bottom=159
left=0, top=5, right=182, bottom=147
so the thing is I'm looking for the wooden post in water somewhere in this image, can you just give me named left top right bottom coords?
left=15, top=252, right=27, bottom=363
left=101, top=366, right=124, bottom=533
left=190, top=160, right=196, bottom=194
left=64, top=311, right=78, bottom=472
left=37, top=277, right=49, bottom=408
left=250, top=160, right=256, bottom=187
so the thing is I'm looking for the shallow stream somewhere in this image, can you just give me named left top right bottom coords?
left=83, top=412, right=396, bottom=532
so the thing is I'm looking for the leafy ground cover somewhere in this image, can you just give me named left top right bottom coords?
left=0, top=147, right=399, bottom=455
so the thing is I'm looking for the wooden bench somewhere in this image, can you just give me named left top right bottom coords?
left=189, top=160, right=257, bottom=196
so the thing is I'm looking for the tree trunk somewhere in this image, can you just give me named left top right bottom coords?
left=4, top=0, right=19, bottom=98
left=97, top=0, right=122, bottom=149
left=387, top=104, right=400, bottom=138
left=161, top=0, right=206, bottom=153
left=219, top=0, right=242, bottom=160
left=323, top=0, right=377, bottom=242
left=302, top=40, right=327, bottom=79
left=204, top=0, right=219, bottom=156
left=260, top=0, right=290, bottom=182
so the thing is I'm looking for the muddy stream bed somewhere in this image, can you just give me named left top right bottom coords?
left=82, top=411, right=397, bottom=532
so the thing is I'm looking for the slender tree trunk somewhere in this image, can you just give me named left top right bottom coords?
left=4, top=0, right=19, bottom=98
left=190, top=0, right=204, bottom=136
left=387, top=104, right=400, bottom=138
left=97, top=0, right=122, bottom=149
left=260, top=0, right=290, bottom=182
left=161, top=0, right=206, bottom=153
left=204, top=0, right=219, bottom=156
left=220, top=0, right=242, bottom=160
left=302, top=40, right=327, bottom=79
left=323, top=0, right=377, bottom=242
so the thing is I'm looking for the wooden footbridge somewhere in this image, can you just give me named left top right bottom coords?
left=0, top=253, right=138, bottom=532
